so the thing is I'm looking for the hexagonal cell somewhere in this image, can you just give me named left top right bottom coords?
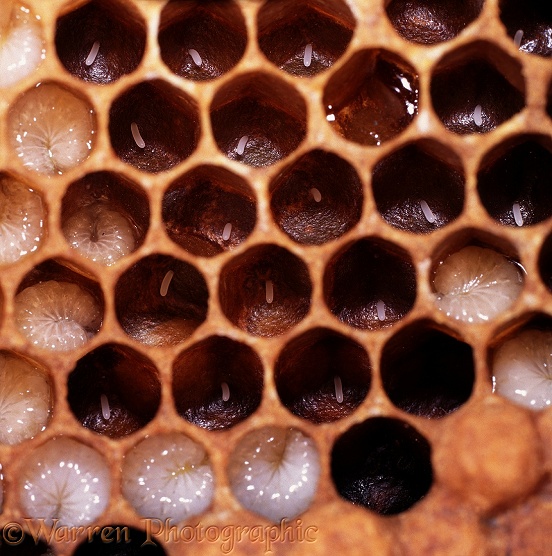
left=432, top=235, right=524, bottom=323
left=109, top=80, right=199, bottom=173
left=386, top=0, right=483, bottom=44
left=372, top=141, right=464, bottom=233
left=431, top=42, right=525, bottom=134
left=270, top=150, right=363, bottom=245
left=228, top=426, right=320, bottom=522
left=274, top=328, right=371, bottom=423
left=159, top=0, right=246, bottom=81
left=323, top=49, right=419, bottom=146
left=0, top=172, right=46, bottom=265
left=8, top=82, right=96, bottom=176
left=210, top=73, right=307, bottom=167
left=61, top=171, right=149, bottom=265
left=219, top=244, right=311, bottom=337
left=491, top=316, right=552, bottom=411
left=0, top=2, right=45, bottom=87
left=538, top=233, right=552, bottom=293
left=381, top=321, right=475, bottom=418
left=500, top=0, right=552, bottom=57
left=55, top=0, right=146, bottom=84
left=74, top=525, right=166, bottom=555
left=331, top=417, right=433, bottom=515
left=115, top=255, right=208, bottom=347
left=257, top=0, right=355, bottom=77
left=0, top=351, right=52, bottom=445
left=162, top=165, right=256, bottom=257
left=172, top=336, right=263, bottom=430
left=477, top=136, right=552, bottom=227
left=14, top=259, right=104, bottom=352
left=324, top=238, right=416, bottom=330
left=67, top=343, right=161, bottom=438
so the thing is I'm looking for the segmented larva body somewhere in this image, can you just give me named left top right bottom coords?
left=63, top=204, right=135, bottom=266
left=9, top=82, right=95, bottom=175
left=0, top=177, right=44, bottom=264
left=0, top=353, right=51, bottom=444
left=493, top=330, right=552, bottom=410
left=20, top=437, right=110, bottom=527
left=0, top=4, right=44, bottom=88
left=228, top=427, right=320, bottom=523
left=434, top=246, right=523, bottom=323
left=14, top=280, right=101, bottom=351
left=122, top=433, right=215, bottom=522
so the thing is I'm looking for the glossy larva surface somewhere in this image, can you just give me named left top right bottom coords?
left=493, top=330, right=552, bottom=410
left=0, top=4, right=45, bottom=88
left=63, top=204, right=135, bottom=265
left=0, top=353, right=51, bottom=444
left=8, top=82, right=95, bottom=175
left=227, top=426, right=320, bottom=523
left=0, top=176, right=45, bottom=264
left=122, top=433, right=215, bottom=522
left=434, top=246, right=523, bottom=323
left=14, top=280, right=102, bottom=351
left=20, top=437, right=110, bottom=527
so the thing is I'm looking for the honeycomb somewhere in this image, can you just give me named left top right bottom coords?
left=0, top=0, right=551, bottom=554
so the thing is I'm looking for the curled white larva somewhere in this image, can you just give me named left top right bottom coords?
left=19, top=437, right=111, bottom=527
left=62, top=204, right=135, bottom=266
left=14, top=280, right=102, bottom=351
left=228, top=426, right=320, bottom=523
left=0, top=353, right=51, bottom=445
left=434, top=246, right=523, bottom=323
left=9, top=82, right=95, bottom=175
left=122, top=433, right=215, bottom=522
left=0, top=5, right=44, bottom=88
left=0, top=177, right=45, bottom=264
left=493, top=330, right=552, bottom=410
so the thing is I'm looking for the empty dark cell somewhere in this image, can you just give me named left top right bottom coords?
left=478, top=139, right=552, bottom=226
left=539, top=233, right=552, bottom=293
left=331, top=417, right=433, bottom=515
left=386, top=0, right=483, bottom=44
left=381, top=324, right=475, bottom=418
